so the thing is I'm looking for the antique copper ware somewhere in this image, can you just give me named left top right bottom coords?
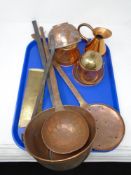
left=53, top=44, right=81, bottom=66
left=24, top=106, right=96, bottom=171
left=30, top=21, right=89, bottom=155
left=41, top=110, right=89, bottom=154
left=48, top=22, right=81, bottom=48
left=48, top=22, right=81, bottom=65
left=24, top=25, right=96, bottom=171
left=73, top=51, right=104, bottom=85
left=53, top=61, right=125, bottom=151
left=40, top=31, right=89, bottom=155
left=78, top=23, right=112, bottom=55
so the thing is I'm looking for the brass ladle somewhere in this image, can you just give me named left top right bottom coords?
left=53, top=61, right=125, bottom=151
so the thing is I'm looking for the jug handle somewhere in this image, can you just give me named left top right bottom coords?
left=78, top=23, right=94, bottom=42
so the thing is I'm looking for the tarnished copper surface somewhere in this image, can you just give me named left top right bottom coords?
left=88, top=104, right=125, bottom=151
left=53, top=62, right=125, bottom=151
left=48, top=22, right=81, bottom=49
left=41, top=110, right=89, bottom=154
left=78, top=23, right=112, bottom=55
left=24, top=106, right=96, bottom=171
left=53, top=44, right=80, bottom=66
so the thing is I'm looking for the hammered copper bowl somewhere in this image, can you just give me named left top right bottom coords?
left=24, top=106, right=96, bottom=171
left=48, top=22, right=81, bottom=49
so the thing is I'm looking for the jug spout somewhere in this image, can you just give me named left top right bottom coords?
left=78, top=23, right=112, bottom=56
left=85, top=38, right=106, bottom=56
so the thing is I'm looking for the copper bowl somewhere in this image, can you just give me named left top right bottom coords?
left=48, top=22, right=81, bottom=49
left=24, top=106, right=96, bottom=171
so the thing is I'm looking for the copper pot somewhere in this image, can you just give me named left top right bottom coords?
left=24, top=106, right=96, bottom=171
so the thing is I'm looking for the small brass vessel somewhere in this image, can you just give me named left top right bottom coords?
left=73, top=51, right=104, bottom=85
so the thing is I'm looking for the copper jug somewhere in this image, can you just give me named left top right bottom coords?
left=73, top=51, right=104, bottom=85
left=78, top=23, right=112, bottom=56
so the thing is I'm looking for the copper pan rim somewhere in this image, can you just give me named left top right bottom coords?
left=24, top=105, right=96, bottom=163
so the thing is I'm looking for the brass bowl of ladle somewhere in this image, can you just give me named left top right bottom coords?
left=24, top=22, right=96, bottom=171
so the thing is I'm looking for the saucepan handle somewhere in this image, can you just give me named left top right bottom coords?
left=41, top=29, right=64, bottom=112
left=32, top=20, right=54, bottom=117
left=53, top=61, right=90, bottom=109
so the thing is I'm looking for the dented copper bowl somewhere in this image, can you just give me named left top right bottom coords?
left=48, top=22, right=81, bottom=49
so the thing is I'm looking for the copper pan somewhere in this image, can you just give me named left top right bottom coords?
left=53, top=61, right=125, bottom=151
left=24, top=106, right=95, bottom=171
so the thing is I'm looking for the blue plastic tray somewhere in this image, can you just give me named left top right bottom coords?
left=12, top=40, right=120, bottom=150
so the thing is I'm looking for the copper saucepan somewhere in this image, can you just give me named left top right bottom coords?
left=53, top=61, right=125, bottom=151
